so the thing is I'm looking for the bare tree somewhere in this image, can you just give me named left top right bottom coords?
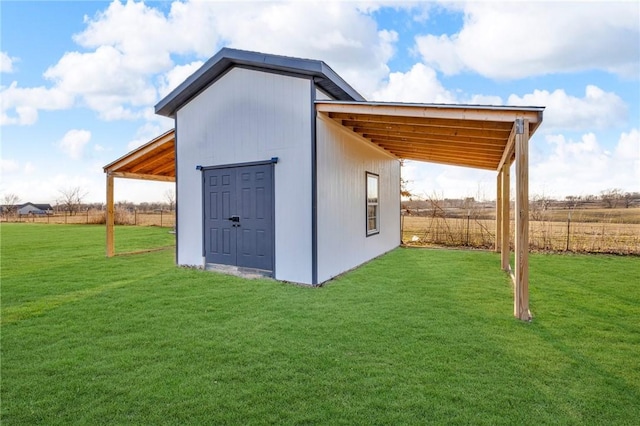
left=530, top=194, right=551, bottom=221
left=622, top=192, right=640, bottom=208
left=58, top=186, right=88, bottom=215
left=164, top=188, right=176, bottom=211
left=564, top=195, right=581, bottom=209
left=600, top=188, right=623, bottom=209
left=1, top=193, right=21, bottom=217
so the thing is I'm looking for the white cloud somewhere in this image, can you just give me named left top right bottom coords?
left=371, top=63, right=455, bottom=103
left=401, top=160, right=496, bottom=201
left=508, top=85, right=628, bottom=132
left=76, top=0, right=221, bottom=68
left=616, top=129, right=640, bottom=160
left=58, top=129, right=92, bottom=160
left=531, top=130, right=639, bottom=197
left=211, top=2, right=397, bottom=96
left=0, top=51, right=16, bottom=73
left=371, top=65, right=626, bottom=135
left=416, top=2, right=640, bottom=79
left=3, top=1, right=399, bottom=125
left=401, top=129, right=639, bottom=200
left=126, top=121, right=172, bottom=151
left=3, top=172, right=103, bottom=205
left=24, top=162, right=35, bottom=175
left=1, top=82, right=74, bottom=125
left=43, top=46, right=158, bottom=121
left=158, top=61, right=204, bottom=98
left=463, top=94, right=503, bottom=106
left=1, top=158, right=20, bottom=174
left=72, top=0, right=399, bottom=106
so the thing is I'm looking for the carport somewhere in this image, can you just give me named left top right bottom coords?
left=316, top=101, right=544, bottom=320
left=103, top=129, right=175, bottom=257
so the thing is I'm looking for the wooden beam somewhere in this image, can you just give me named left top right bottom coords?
left=149, top=161, right=176, bottom=175
left=377, top=146, right=498, bottom=169
left=496, top=121, right=518, bottom=172
left=362, top=132, right=508, bottom=148
left=317, top=103, right=542, bottom=124
left=394, top=154, right=497, bottom=171
left=128, top=147, right=175, bottom=173
left=514, top=119, right=531, bottom=321
left=109, top=171, right=175, bottom=182
left=369, top=139, right=504, bottom=160
left=326, top=112, right=514, bottom=132
left=495, top=170, right=502, bottom=252
left=500, top=162, right=510, bottom=270
left=106, top=174, right=115, bottom=258
left=346, top=122, right=510, bottom=140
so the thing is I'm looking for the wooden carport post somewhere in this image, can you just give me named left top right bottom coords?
left=514, top=119, right=531, bottom=320
left=495, top=171, right=502, bottom=252
left=106, top=173, right=115, bottom=257
left=500, top=163, right=510, bottom=271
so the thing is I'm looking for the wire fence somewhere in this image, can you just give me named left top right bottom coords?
left=4, top=208, right=639, bottom=255
left=3, top=209, right=176, bottom=228
left=402, top=215, right=640, bottom=255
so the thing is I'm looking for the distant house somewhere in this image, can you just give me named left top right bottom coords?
left=17, top=203, right=53, bottom=215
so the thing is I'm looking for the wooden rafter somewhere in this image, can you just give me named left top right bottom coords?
left=368, top=138, right=505, bottom=155
left=318, top=101, right=542, bottom=171
left=104, top=129, right=176, bottom=178
left=346, top=122, right=511, bottom=140
left=359, top=130, right=508, bottom=146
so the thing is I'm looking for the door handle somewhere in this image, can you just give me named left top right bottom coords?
left=228, top=215, right=240, bottom=222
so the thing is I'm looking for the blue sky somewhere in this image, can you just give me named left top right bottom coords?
left=1, top=1, right=639, bottom=204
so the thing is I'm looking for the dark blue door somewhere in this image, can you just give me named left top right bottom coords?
left=204, top=164, right=273, bottom=271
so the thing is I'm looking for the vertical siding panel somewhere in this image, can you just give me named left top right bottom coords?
left=317, top=115, right=400, bottom=283
left=176, top=68, right=312, bottom=283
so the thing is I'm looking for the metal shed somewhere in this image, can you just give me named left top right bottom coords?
left=104, top=48, right=543, bottom=320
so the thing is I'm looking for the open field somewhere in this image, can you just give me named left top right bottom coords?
left=2, top=224, right=639, bottom=424
left=402, top=214, right=640, bottom=254
left=4, top=206, right=639, bottom=253
left=541, top=207, right=640, bottom=224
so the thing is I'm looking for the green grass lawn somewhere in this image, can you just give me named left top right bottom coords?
left=2, top=224, right=639, bottom=425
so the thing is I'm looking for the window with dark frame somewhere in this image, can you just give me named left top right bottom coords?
left=366, top=172, right=379, bottom=235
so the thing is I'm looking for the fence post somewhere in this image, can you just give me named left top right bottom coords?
left=65, top=210, right=67, bottom=224
left=466, top=211, right=470, bottom=246
left=160, top=209, right=163, bottom=227
left=134, top=208, right=137, bottom=226
left=566, top=212, right=571, bottom=252
left=86, top=208, right=89, bottom=224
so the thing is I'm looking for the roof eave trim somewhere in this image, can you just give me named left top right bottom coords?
left=155, top=48, right=365, bottom=117
left=315, top=100, right=545, bottom=112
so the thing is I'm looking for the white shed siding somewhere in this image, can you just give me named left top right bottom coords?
left=176, top=67, right=313, bottom=284
left=316, top=114, right=401, bottom=283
